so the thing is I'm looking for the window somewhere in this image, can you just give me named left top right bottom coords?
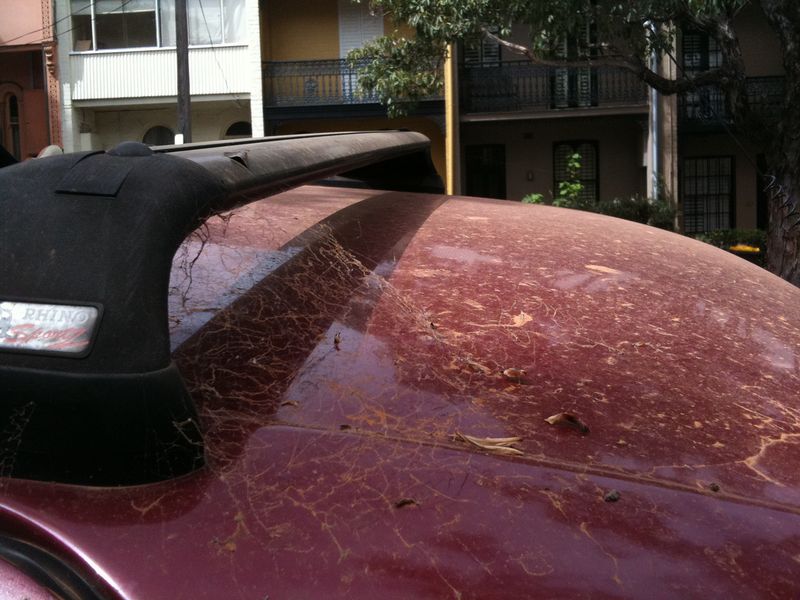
left=552, top=15, right=597, bottom=108
left=463, top=28, right=500, bottom=68
left=71, top=0, right=245, bottom=51
left=681, top=31, right=724, bottom=120
left=682, top=156, right=734, bottom=233
left=338, top=0, right=383, bottom=98
left=338, top=0, right=383, bottom=58
left=553, top=142, right=598, bottom=204
left=683, top=31, right=721, bottom=72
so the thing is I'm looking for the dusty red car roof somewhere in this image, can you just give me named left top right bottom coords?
left=2, top=185, right=800, bottom=598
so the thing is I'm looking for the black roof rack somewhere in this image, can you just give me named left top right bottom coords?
left=0, top=131, right=442, bottom=485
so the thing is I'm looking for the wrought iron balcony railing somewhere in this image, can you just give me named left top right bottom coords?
left=263, top=59, right=381, bottom=107
left=263, top=59, right=443, bottom=109
left=459, top=61, right=648, bottom=114
left=678, top=76, right=785, bottom=126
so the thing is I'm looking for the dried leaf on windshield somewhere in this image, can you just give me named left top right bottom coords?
left=455, top=431, right=524, bottom=456
left=544, top=413, right=590, bottom=434
left=502, top=368, right=527, bottom=381
left=585, top=264, right=621, bottom=275
left=394, top=498, right=418, bottom=509
left=464, top=358, right=492, bottom=374
left=511, top=311, right=533, bottom=327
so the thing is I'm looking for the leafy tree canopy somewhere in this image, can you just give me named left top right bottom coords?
left=350, top=0, right=750, bottom=116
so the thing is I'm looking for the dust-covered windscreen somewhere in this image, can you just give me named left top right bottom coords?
left=167, top=185, right=371, bottom=349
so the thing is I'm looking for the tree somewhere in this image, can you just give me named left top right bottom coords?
left=350, top=0, right=800, bottom=286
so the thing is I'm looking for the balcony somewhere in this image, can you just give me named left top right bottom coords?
left=262, top=59, right=443, bottom=119
left=264, top=59, right=378, bottom=107
left=679, top=76, right=785, bottom=129
left=459, top=61, right=648, bottom=116
left=70, top=46, right=251, bottom=102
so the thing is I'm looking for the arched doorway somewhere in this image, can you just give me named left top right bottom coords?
left=142, top=125, right=175, bottom=146
left=224, top=121, right=252, bottom=139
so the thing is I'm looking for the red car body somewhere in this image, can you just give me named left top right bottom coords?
left=1, top=180, right=800, bottom=598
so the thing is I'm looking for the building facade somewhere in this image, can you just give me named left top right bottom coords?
left=260, top=0, right=445, bottom=177
left=25, top=2, right=785, bottom=235
left=51, top=0, right=446, bottom=178
left=676, top=3, right=783, bottom=233
left=54, top=0, right=264, bottom=152
left=448, top=6, right=784, bottom=235
left=0, top=0, right=61, bottom=159
left=449, top=25, right=660, bottom=208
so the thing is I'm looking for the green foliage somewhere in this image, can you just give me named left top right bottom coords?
left=524, top=181, right=677, bottom=230
left=349, top=0, right=749, bottom=115
left=693, top=228, right=767, bottom=249
left=595, top=193, right=676, bottom=230
left=595, top=195, right=651, bottom=223
left=348, top=36, right=443, bottom=118
left=552, top=152, right=590, bottom=209
left=646, top=194, right=678, bottom=230
left=693, top=229, right=767, bottom=266
left=522, top=192, right=545, bottom=204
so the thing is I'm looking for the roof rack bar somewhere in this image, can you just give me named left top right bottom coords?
left=0, top=131, right=441, bottom=485
left=159, top=130, right=442, bottom=204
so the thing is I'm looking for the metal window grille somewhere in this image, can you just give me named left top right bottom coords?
left=553, top=141, right=598, bottom=204
left=682, top=156, right=734, bottom=233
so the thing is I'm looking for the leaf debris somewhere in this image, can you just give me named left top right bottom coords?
left=454, top=431, right=524, bottom=456
left=502, top=367, right=527, bottom=381
left=510, top=311, right=533, bottom=327
left=544, top=413, right=590, bottom=435
left=464, top=358, right=492, bottom=374
left=585, top=264, right=621, bottom=275
left=394, top=498, right=418, bottom=509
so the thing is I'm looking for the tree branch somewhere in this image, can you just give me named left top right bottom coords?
left=481, top=28, right=727, bottom=95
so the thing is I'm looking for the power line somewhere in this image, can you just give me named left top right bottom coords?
left=3, top=0, right=137, bottom=46
left=195, top=0, right=245, bottom=109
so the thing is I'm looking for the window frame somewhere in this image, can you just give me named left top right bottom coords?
left=552, top=140, right=599, bottom=205
left=681, top=155, right=736, bottom=234
left=680, top=30, right=725, bottom=121
left=70, top=0, right=244, bottom=53
left=462, top=27, right=501, bottom=68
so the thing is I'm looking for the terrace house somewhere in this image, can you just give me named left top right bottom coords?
left=676, top=3, right=783, bottom=233
left=260, top=0, right=445, bottom=176
left=55, top=0, right=263, bottom=151
left=448, top=4, right=785, bottom=234
left=53, top=0, right=445, bottom=177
